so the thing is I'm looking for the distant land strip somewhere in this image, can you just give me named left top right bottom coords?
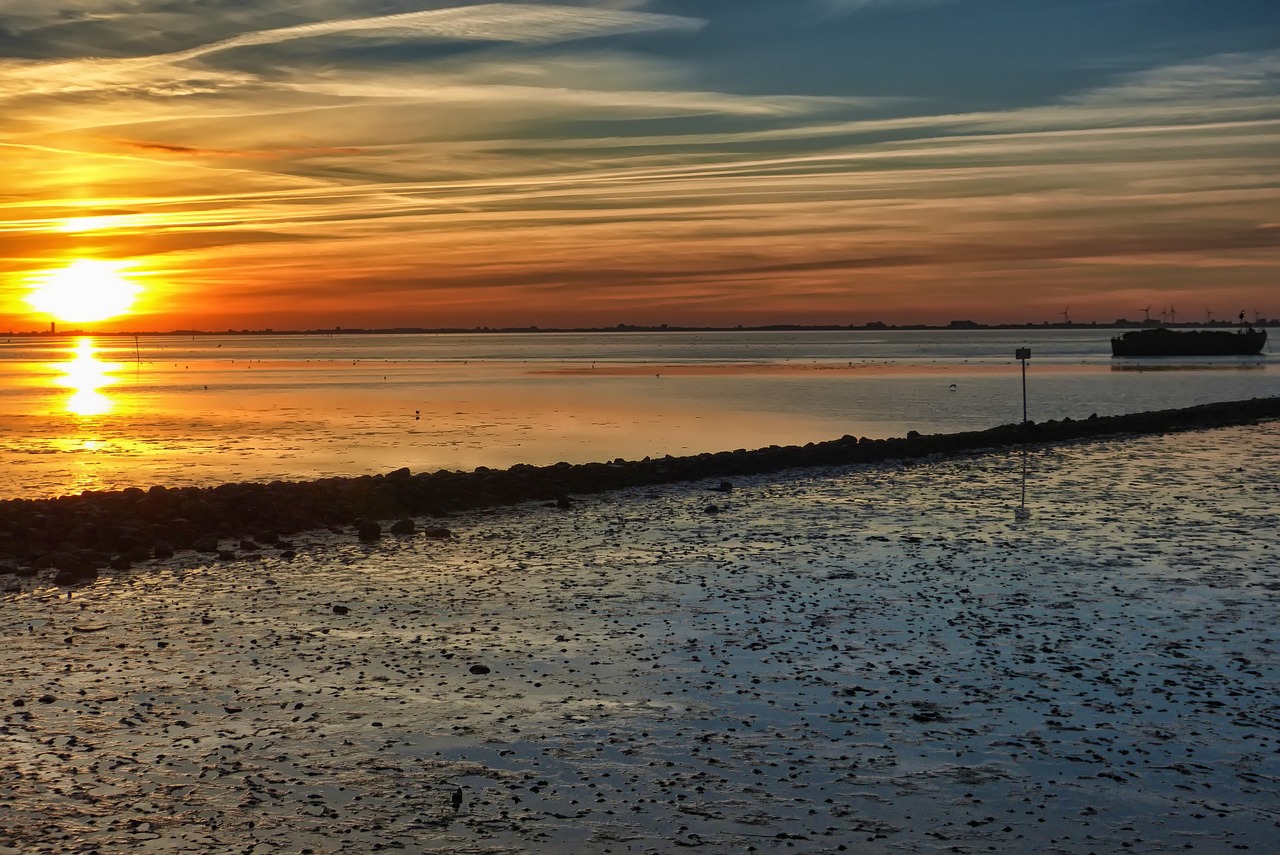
left=2, top=396, right=1277, bottom=586
left=6, top=319, right=1275, bottom=337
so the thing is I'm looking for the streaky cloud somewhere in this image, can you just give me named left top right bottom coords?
left=171, top=3, right=706, bottom=55
left=1068, top=50, right=1280, bottom=105
left=0, top=3, right=705, bottom=101
left=1, top=3, right=1276, bottom=325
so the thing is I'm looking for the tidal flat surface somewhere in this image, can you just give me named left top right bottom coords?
left=2, top=424, right=1278, bottom=853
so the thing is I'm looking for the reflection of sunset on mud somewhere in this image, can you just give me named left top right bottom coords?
left=56, top=337, right=118, bottom=416
left=26, top=260, right=142, bottom=324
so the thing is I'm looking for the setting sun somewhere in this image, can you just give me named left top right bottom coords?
left=26, top=260, right=142, bottom=324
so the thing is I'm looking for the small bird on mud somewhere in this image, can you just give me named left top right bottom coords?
left=451, top=787, right=464, bottom=813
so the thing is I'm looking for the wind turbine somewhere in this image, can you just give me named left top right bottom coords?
left=1061, top=307, right=1071, bottom=325
left=1205, top=309, right=1213, bottom=324
left=1142, top=305, right=1152, bottom=322
left=1169, top=305, right=1177, bottom=325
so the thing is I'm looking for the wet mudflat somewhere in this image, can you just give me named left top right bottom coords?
left=2, top=424, right=1278, bottom=854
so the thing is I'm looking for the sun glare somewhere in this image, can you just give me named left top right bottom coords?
left=27, top=259, right=142, bottom=324
left=58, top=338, right=118, bottom=416
left=58, top=216, right=117, bottom=234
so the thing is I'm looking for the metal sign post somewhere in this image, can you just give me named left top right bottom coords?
left=1014, top=348, right=1032, bottom=521
left=1015, top=347, right=1031, bottom=423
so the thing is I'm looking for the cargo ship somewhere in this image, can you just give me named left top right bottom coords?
left=1110, top=325, right=1267, bottom=357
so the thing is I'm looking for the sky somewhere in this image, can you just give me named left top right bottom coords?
left=1, top=0, right=1278, bottom=330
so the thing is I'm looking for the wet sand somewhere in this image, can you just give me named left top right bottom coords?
left=2, top=423, right=1278, bottom=853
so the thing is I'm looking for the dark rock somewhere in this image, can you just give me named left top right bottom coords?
left=109, top=555, right=132, bottom=571
left=279, top=549, right=297, bottom=560
left=53, top=564, right=97, bottom=586
left=160, top=522, right=195, bottom=549
left=117, top=534, right=144, bottom=553
left=711, top=481, right=733, bottom=493
left=239, top=539, right=260, bottom=552
left=389, top=519, right=415, bottom=535
left=2, top=395, right=1279, bottom=581
left=356, top=520, right=381, bottom=542
left=50, top=553, right=86, bottom=573
left=37, top=694, right=55, bottom=704
left=423, top=527, right=453, bottom=539
left=554, top=497, right=572, bottom=510
left=704, top=504, right=720, bottom=514
left=152, top=541, right=175, bottom=560
left=193, top=536, right=220, bottom=554
left=332, top=604, right=350, bottom=616
left=469, top=664, right=491, bottom=675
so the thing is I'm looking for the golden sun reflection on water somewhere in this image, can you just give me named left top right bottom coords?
left=56, top=337, right=120, bottom=416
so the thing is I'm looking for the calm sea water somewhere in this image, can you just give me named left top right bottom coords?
left=1, top=329, right=1274, bottom=498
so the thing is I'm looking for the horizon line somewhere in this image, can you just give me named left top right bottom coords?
left=6, top=317, right=1274, bottom=338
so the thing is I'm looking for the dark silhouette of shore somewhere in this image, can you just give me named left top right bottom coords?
left=1, top=396, right=1277, bottom=587
left=7, top=318, right=1273, bottom=338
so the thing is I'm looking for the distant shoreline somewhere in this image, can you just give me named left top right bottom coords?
left=2, top=396, right=1277, bottom=586
left=6, top=320, right=1273, bottom=338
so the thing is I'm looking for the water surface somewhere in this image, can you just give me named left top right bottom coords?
left=1, top=329, right=1273, bottom=497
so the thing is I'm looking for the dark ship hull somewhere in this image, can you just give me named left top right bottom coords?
left=1111, top=327, right=1267, bottom=357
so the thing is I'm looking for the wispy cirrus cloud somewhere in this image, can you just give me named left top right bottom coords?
left=0, top=3, right=705, bottom=100
left=1067, top=51, right=1280, bottom=106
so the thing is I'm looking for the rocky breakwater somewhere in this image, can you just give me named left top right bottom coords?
left=1, top=396, right=1277, bottom=589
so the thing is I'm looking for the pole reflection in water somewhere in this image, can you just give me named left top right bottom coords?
left=1014, top=448, right=1031, bottom=521
left=56, top=337, right=119, bottom=416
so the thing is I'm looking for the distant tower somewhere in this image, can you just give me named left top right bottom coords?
left=50, top=321, right=56, bottom=334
